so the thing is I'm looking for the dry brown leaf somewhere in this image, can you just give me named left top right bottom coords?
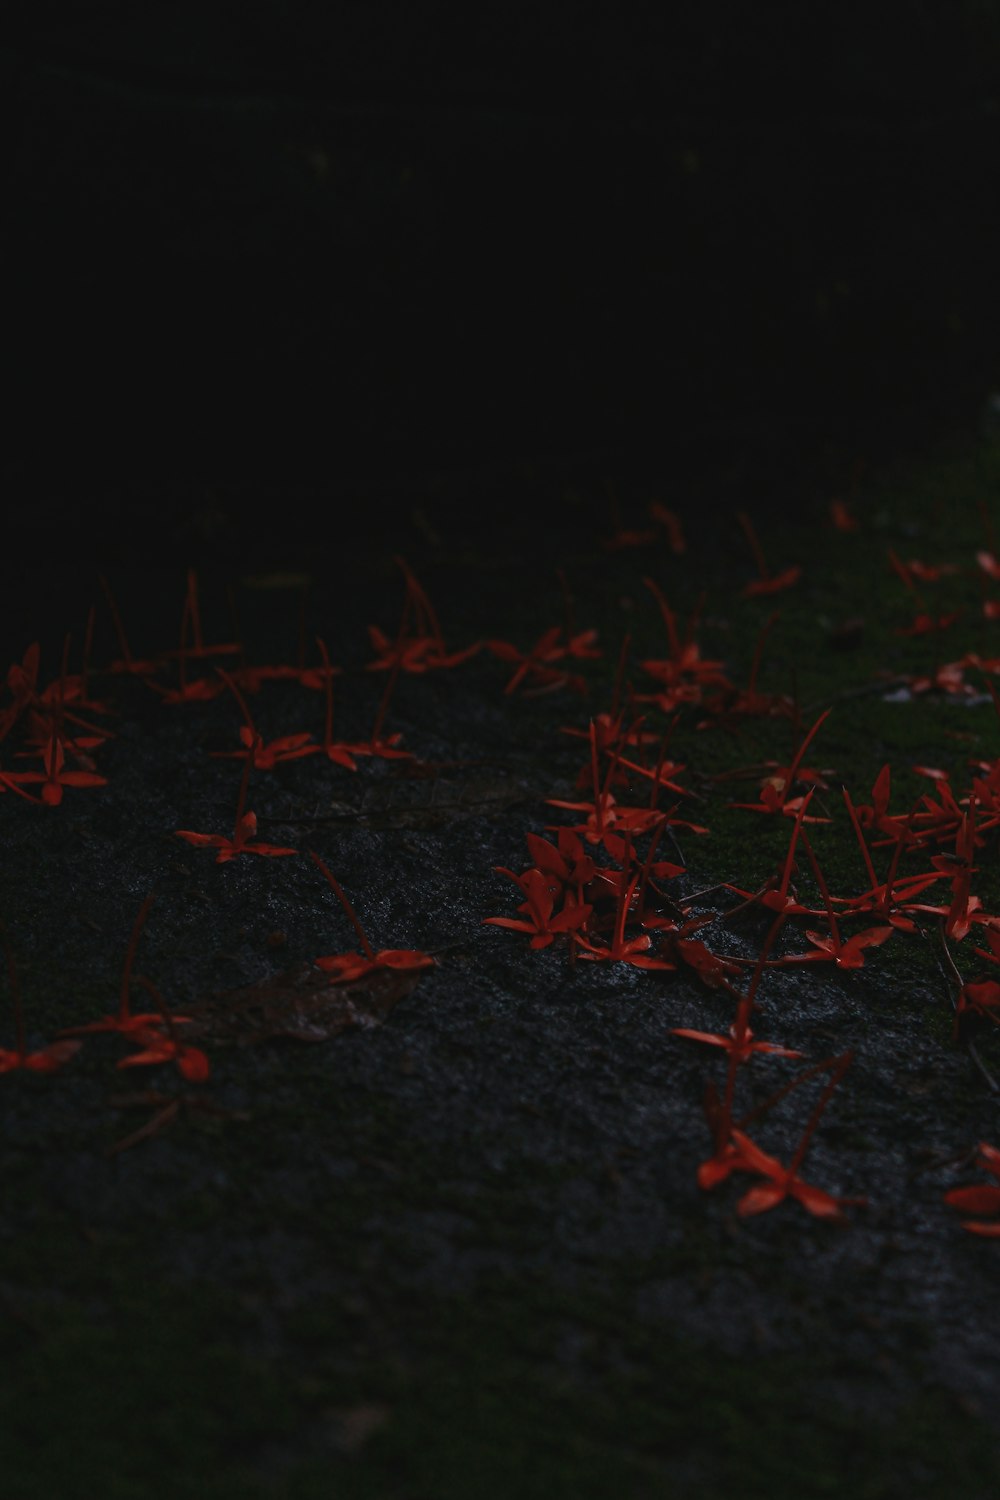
left=185, top=962, right=423, bottom=1046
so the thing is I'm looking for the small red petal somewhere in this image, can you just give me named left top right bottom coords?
left=944, top=1185, right=1000, bottom=1216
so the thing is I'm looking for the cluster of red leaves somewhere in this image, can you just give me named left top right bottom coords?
left=484, top=695, right=867, bottom=1219
left=880, top=534, right=1000, bottom=676
left=0, top=635, right=112, bottom=807
left=0, top=568, right=453, bottom=1127
left=480, top=520, right=1000, bottom=1226
left=5, top=500, right=1000, bottom=1222
left=486, top=706, right=704, bottom=961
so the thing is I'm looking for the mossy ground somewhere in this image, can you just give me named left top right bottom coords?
left=1, top=435, right=1000, bottom=1497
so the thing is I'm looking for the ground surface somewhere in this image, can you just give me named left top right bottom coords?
left=2, top=435, right=1000, bottom=1498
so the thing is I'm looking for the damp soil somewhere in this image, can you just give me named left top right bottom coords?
left=2, top=435, right=1000, bottom=1498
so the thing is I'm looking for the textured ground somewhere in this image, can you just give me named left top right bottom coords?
left=2, top=435, right=1000, bottom=1497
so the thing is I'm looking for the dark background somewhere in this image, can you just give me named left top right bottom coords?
left=3, top=4, right=1000, bottom=565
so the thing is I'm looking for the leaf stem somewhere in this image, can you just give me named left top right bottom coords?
left=736, top=511, right=769, bottom=580
left=788, top=1051, right=852, bottom=1177
left=216, top=667, right=256, bottom=739
left=308, top=852, right=376, bottom=959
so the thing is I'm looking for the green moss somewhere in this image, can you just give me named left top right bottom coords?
left=0, top=1272, right=298, bottom=1500
left=2, top=1253, right=996, bottom=1500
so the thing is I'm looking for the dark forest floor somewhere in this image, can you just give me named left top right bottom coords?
left=2, top=434, right=1000, bottom=1498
